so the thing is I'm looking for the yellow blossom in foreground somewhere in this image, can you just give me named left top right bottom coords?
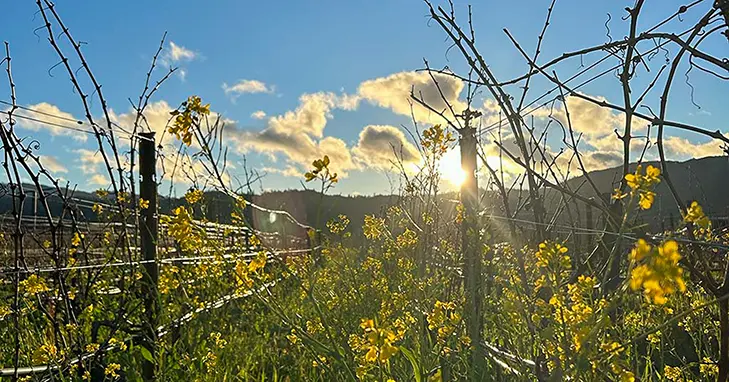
left=629, top=239, right=685, bottom=304
left=163, top=206, right=204, bottom=252
left=105, top=363, right=121, bottom=378
left=351, top=318, right=400, bottom=365
left=685, top=201, right=711, bottom=230
left=169, top=95, right=210, bottom=146
left=363, top=215, right=386, bottom=240
left=624, top=165, right=661, bottom=210
left=248, top=251, right=267, bottom=273
left=620, top=370, right=635, bottom=382
left=664, top=365, right=682, bottom=380
left=701, top=357, right=719, bottom=377
left=71, top=232, right=83, bottom=247
left=185, top=189, right=204, bottom=204
left=139, top=198, right=150, bottom=209
left=327, top=214, right=350, bottom=234
left=32, top=343, right=58, bottom=363
left=108, top=337, right=127, bottom=351
left=0, top=304, right=11, bottom=319
left=20, top=274, right=50, bottom=295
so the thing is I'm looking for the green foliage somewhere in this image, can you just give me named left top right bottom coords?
left=3, top=110, right=727, bottom=382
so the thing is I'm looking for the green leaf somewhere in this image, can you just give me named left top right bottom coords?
left=139, top=347, right=154, bottom=363
left=323, top=155, right=330, bottom=167
left=399, top=346, right=422, bottom=382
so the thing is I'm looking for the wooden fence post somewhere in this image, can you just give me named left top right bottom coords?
left=459, top=119, right=483, bottom=380
left=139, top=132, right=158, bottom=381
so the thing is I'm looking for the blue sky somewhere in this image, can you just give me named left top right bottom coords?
left=1, top=0, right=727, bottom=196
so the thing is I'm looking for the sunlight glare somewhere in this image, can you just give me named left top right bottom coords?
left=440, top=149, right=467, bottom=187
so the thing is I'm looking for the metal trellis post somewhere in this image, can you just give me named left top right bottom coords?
left=139, top=132, right=158, bottom=381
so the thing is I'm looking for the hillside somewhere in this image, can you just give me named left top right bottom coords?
left=2, top=156, right=727, bottom=231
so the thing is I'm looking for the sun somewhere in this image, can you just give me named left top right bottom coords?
left=438, top=150, right=505, bottom=187
left=439, top=149, right=467, bottom=187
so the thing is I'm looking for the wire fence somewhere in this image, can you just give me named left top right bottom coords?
left=0, top=181, right=320, bottom=378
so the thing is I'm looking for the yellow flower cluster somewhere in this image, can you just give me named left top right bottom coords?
left=621, top=165, right=661, bottom=210
left=327, top=214, right=350, bottom=234
left=548, top=275, right=609, bottom=355
left=69, top=232, right=84, bottom=255
left=426, top=301, right=461, bottom=348
left=203, top=350, right=217, bottom=370
left=248, top=251, right=267, bottom=273
left=185, top=188, right=204, bottom=205
left=350, top=318, right=400, bottom=365
left=395, top=228, right=418, bottom=250
left=108, top=337, right=127, bottom=351
left=0, top=304, right=10, bottom=319
left=209, top=332, right=227, bottom=349
left=664, top=365, right=683, bottom=381
left=169, top=95, right=210, bottom=146
left=536, top=241, right=571, bottom=282
left=159, top=265, right=181, bottom=294
left=363, top=215, right=387, bottom=240
left=32, top=343, right=58, bottom=363
left=599, top=342, right=634, bottom=382
left=104, top=363, right=121, bottom=378
left=421, top=124, right=454, bottom=156
left=234, top=251, right=267, bottom=289
left=629, top=239, right=685, bottom=304
left=20, top=274, right=50, bottom=295
left=684, top=201, right=711, bottom=230
left=304, top=155, right=338, bottom=184
left=287, top=329, right=300, bottom=345
left=163, top=206, right=204, bottom=253
left=700, top=357, right=718, bottom=377
left=139, top=198, right=150, bottom=210
left=117, top=192, right=129, bottom=204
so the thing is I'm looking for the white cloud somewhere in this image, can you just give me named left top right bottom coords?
left=75, top=149, right=105, bottom=174
left=109, top=100, right=174, bottom=144
left=161, top=42, right=199, bottom=80
left=223, top=80, right=274, bottom=96
left=227, top=92, right=359, bottom=176
left=251, top=110, right=267, bottom=119
left=13, top=103, right=87, bottom=142
left=352, top=125, right=420, bottom=170
left=40, top=155, right=68, bottom=174
left=73, top=149, right=111, bottom=187
left=168, top=42, right=197, bottom=62
left=267, top=92, right=357, bottom=138
left=319, top=136, right=355, bottom=175
left=662, top=135, right=728, bottom=159
left=358, top=71, right=466, bottom=124
left=548, top=93, right=649, bottom=138
left=89, top=174, right=109, bottom=186
left=263, top=166, right=303, bottom=178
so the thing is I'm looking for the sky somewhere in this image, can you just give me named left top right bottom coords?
left=1, top=0, right=727, bottom=197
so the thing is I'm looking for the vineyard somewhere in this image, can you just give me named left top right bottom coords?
left=2, top=0, right=729, bottom=381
